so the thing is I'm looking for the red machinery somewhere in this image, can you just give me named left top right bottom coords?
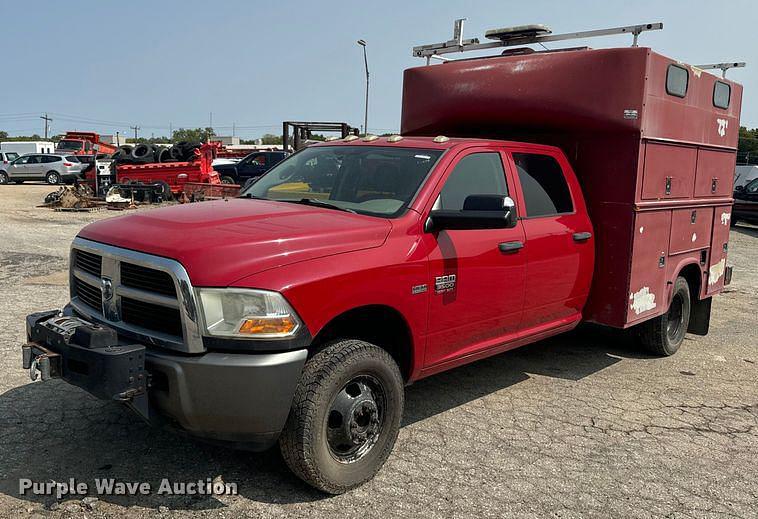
left=114, top=142, right=222, bottom=194
left=56, top=132, right=118, bottom=156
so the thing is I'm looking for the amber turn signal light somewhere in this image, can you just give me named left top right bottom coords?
left=238, top=316, right=297, bottom=335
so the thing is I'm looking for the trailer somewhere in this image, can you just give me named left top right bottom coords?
left=0, top=141, right=55, bottom=155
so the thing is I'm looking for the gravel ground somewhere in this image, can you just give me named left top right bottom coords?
left=0, top=184, right=756, bottom=519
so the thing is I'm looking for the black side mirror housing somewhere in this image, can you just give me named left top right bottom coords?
left=425, top=195, right=517, bottom=232
left=734, top=185, right=745, bottom=193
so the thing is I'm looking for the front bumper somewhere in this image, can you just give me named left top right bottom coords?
left=23, top=310, right=307, bottom=450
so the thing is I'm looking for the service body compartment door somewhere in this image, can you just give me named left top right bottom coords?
left=669, top=207, right=713, bottom=255
left=706, top=205, right=732, bottom=295
left=627, top=210, right=672, bottom=324
left=694, top=149, right=736, bottom=198
left=641, top=142, right=696, bottom=200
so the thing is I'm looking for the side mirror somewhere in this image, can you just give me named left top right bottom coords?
left=425, top=195, right=517, bottom=232
left=734, top=185, right=745, bottom=193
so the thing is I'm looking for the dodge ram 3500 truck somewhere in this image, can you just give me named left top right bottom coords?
left=22, top=26, right=742, bottom=494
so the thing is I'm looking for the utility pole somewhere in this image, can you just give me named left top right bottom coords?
left=169, top=122, right=173, bottom=140
left=209, top=112, right=213, bottom=131
left=40, top=113, right=53, bottom=139
left=357, top=39, right=369, bottom=135
left=130, top=125, right=140, bottom=141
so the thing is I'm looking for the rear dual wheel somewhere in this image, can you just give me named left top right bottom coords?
left=638, top=276, right=691, bottom=356
left=280, top=340, right=404, bottom=494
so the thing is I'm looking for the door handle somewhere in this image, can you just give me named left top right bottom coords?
left=573, top=232, right=592, bottom=242
left=499, top=241, right=524, bottom=253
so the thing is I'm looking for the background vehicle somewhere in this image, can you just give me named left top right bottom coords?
left=55, top=131, right=118, bottom=156
left=0, top=141, right=55, bottom=155
left=0, top=153, right=85, bottom=184
left=21, top=22, right=743, bottom=495
left=733, top=178, right=758, bottom=225
left=1, top=151, right=19, bottom=165
left=213, top=150, right=288, bottom=184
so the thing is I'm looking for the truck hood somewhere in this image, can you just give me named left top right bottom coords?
left=78, top=198, right=392, bottom=286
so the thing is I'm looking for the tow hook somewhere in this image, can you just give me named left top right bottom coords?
left=22, top=344, right=60, bottom=382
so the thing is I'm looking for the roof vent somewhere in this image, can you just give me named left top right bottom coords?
left=343, top=135, right=359, bottom=142
left=362, top=134, right=379, bottom=142
left=387, top=135, right=404, bottom=143
left=432, top=135, right=450, bottom=143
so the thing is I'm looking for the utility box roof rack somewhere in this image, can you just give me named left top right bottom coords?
left=693, top=62, right=746, bottom=78
left=412, top=19, right=663, bottom=63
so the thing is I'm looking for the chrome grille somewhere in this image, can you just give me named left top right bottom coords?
left=69, top=237, right=204, bottom=353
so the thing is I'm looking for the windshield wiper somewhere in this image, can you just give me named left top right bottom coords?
left=286, top=198, right=356, bottom=213
left=240, top=192, right=267, bottom=200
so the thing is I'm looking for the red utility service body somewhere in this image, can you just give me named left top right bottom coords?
left=401, top=46, right=741, bottom=331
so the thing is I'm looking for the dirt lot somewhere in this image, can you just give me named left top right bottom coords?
left=0, top=184, right=756, bottom=518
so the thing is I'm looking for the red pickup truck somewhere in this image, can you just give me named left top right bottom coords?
left=22, top=43, right=742, bottom=493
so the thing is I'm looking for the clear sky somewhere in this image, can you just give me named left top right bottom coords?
left=0, top=0, right=755, bottom=139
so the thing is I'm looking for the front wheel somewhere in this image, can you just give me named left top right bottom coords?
left=637, top=276, right=691, bottom=356
left=279, top=340, right=404, bottom=494
left=220, top=175, right=235, bottom=185
left=45, top=171, right=61, bottom=185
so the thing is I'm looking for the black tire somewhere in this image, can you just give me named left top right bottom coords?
left=156, top=181, right=173, bottom=201
left=131, top=144, right=154, bottom=162
left=0, top=171, right=8, bottom=184
left=45, top=171, right=61, bottom=185
left=638, top=276, right=691, bottom=356
left=279, top=340, right=404, bottom=494
left=220, top=175, right=235, bottom=185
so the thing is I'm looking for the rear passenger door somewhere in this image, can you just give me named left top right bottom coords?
left=507, top=150, right=593, bottom=330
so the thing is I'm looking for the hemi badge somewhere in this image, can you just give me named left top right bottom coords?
left=411, top=284, right=428, bottom=295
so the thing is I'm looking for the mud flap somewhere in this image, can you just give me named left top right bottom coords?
left=687, top=296, right=711, bottom=336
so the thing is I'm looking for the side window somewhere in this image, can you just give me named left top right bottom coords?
left=14, top=156, right=29, bottom=164
left=437, top=152, right=507, bottom=210
left=746, top=179, right=758, bottom=194
left=27, top=155, right=40, bottom=164
left=513, top=153, right=573, bottom=217
left=666, top=64, right=689, bottom=98
left=254, top=155, right=267, bottom=166
left=713, top=81, right=731, bottom=109
left=43, top=156, right=60, bottom=163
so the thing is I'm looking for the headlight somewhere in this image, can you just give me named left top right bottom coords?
left=197, top=288, right=301, bottom=339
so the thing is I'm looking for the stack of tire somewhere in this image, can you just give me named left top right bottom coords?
left=111, top=141, right=202, bottom=165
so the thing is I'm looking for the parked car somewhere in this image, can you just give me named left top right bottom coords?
left=213, top=151, right=288, bottom=184
left=1, top=151, right=19, bottom=165
left=0, top=153, right=85, bottom=185
left=733, top=177, right=758, bottom=225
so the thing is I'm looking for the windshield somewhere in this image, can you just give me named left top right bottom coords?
left=242, top=146, right=444, bottom=217
left=57, top=140, right=83, bottom=151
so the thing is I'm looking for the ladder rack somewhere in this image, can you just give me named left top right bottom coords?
left=412, top=19, right=663, bottom=64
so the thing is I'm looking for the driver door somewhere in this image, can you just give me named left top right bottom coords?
left=424, top=149, right=526, bottom=368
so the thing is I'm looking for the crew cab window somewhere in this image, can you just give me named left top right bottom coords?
left=437, top=152, right=507, bottom=210
left=513, top=153, right=573, bottom=217
left=713, top=81, right=731, bottom=109
left=666, top=64, right=688, bottom=98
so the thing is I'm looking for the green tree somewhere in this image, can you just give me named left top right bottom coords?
left=170, top=127, right=215, bottom=143
left=738, top=126, right=758, bottom=164
left=0, top=131, right=7, bottom=140
left=259, top=133, right=283, bottom=145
